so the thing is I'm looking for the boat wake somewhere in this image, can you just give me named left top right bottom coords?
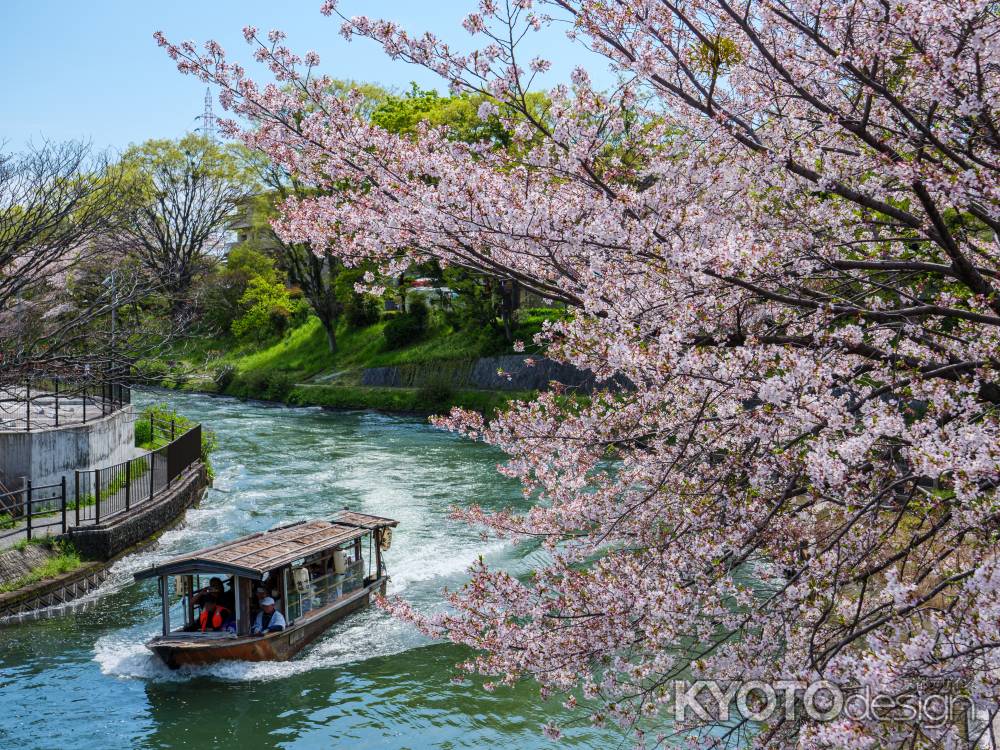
left=91, top=535, right=506, bottom=683
left=94, top=607, right=428, bottom=683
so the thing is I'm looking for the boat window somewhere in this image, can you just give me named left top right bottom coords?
left=285, top=541, right=367, bottom=622
left=162, top=573, right=240, bottom=636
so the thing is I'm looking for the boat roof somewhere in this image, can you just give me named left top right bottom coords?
left=133, top=510, right=398, bottom=581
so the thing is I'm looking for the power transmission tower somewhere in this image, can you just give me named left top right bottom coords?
left=196, top=88, right=217, bottom=143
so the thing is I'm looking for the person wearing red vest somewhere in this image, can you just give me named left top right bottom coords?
left=199, top=596, right=231, bottom=632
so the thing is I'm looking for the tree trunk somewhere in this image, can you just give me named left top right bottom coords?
left=322, top=317, right=337, bottom=353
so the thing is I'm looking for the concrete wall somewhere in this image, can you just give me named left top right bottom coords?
left=360, top=355, right=629, bottom=393
left=0, top=405, right=138, bottom=490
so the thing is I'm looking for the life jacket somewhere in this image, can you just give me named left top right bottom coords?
left=200, top=605, right=230, bottom=632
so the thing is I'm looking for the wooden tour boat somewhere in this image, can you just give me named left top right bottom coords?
left=133, top=509, right=399, bottom=669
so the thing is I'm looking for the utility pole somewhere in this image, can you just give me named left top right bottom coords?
left=104, top=270, right=118, bottom=379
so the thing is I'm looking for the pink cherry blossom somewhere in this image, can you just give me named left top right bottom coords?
left=156, top=2, right=1000, bottom=746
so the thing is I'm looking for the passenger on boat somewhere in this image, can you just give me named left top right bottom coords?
left=199, top=596, right=233, bottom=633
left=194, top=578, right=221, bottom=605
left=249, top=585, right=263, bottom=621
left=194, top=577, right=236, bottom=612
left=251, top=597, right=286, bottom=634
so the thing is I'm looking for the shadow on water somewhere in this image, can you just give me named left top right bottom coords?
left=0, top=390, right=615, bottom=749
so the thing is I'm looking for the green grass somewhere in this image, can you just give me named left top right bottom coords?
left=231, top=316, right=505, bottom=377
left=290, top=383, right=534, bottom=418
left=0, top=540, right=83, bottom=593
left=10, top=537, right=63, bottom=552
left=234, top=317, right=340, bottom=376
left=159, top=311, right=547, bottom=384
left=149, top=307, right=560, bottom=416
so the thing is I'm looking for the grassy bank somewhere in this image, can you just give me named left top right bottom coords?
left=146, top=312, right=546, bottom=416
left=289, top=383, right=534, bottom=417
left=0, top=539, right=83, bottom=593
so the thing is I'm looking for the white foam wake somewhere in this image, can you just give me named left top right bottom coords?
left=93, top=608, right=428, bottom=683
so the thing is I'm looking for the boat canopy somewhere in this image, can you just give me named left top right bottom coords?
left=133, top=510, right=399, bottom=581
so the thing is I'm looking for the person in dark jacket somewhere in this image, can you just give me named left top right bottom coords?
left=251, top=597, right=286, bottom=634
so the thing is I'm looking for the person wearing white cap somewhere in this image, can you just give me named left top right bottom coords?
left=251, top=596, right=286, bottom=634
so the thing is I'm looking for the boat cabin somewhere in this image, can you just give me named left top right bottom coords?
left=134, top=510, right=398, bottom=641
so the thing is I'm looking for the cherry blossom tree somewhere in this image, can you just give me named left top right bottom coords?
left=0, top=141, right=167, bottom=380
left=156, top=1, right=1000, bottom=746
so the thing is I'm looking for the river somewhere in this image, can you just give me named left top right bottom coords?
left=0, top=391, right=616, bottom=749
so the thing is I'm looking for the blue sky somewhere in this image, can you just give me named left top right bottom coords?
left=1, top=1, right=614, bottom=154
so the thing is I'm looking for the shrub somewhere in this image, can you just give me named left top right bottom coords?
left=335, top=267, right=383, bottom=329
left=262, top=371, right=294, bottom=401
left=383, top=299, right=430, bottom=350
left=233, top=368, right=295, bottom=401
left=408, top=298, right=429, bottom=325
left=196, top=245, right=282, bottom=333
left=289, top=295, right=311, bottom=328
left=135, top=403, right=197, bottom=448
left=136, top=403, right=217, bottom=478
left=345, top=295, right=381, bottom=328
left=229, top=369, right=263, bottom=398
left=383, top=314, right=425, bottom=349
left=232, top=277, right=294, bottom=341
left=416, top=373, right=456, bottom=410
left=200, top=426, right=219, bottom=480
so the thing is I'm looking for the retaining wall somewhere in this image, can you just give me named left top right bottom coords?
left=67, top=462, right=208, bottom=561
left=359, top=355, right=620, bottom=393
left=0, top=563, right=109, bottom=623
left=0, top=405, right=138, bottom=489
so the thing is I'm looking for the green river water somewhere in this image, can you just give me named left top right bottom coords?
left=0, top=391, right=618, bottom=750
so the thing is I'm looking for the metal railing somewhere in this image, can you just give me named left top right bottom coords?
left=147, top=414, right=179, bottom=447
left=75, top=424, right=201, bottom=526
left=0, top=480, right=69, bottom=542
left=0, top=424, right=202, bottom=543
left=0, top=378, right=130, bottom=432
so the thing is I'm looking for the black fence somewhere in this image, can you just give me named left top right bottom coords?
left=0, top=378, right=130, bottom=431
left=74, top=424, right=202, bottom=526
left=0, top=424, right=202, bottom=543
left=0, top=480, right=69, bottom=542
left=166, top=424, right=201, bottom=486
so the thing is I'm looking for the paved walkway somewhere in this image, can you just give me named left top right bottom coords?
left=0, top=465, right=164, bottom=550
left=1, top=496, right=124, bottom=549
left=0, top=386, right=120, bottom=430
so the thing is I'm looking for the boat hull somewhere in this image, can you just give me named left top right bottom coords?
left=147, top=578, right=385, bottom=669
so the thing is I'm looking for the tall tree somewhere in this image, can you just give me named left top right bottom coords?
left=0, top=141, right=155, bottom=379
left=160, top=3, right=1000, bottom=746
left=237, top=81, right=389, bottom=351
left=114, top=134, right=251, bottom=315
left=235, top=168, right=345, bottom=352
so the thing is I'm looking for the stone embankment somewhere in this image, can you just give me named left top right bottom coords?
left=359, top=354, right=627, bottom=393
